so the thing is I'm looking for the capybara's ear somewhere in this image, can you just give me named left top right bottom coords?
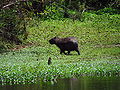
left=54, top=36, right=57, bottom=39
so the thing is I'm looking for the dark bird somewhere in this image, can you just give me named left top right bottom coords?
left=48, top=57, right=52, bottom=65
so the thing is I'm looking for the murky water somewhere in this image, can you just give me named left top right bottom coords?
left=0, top=76, right=120, bottom=90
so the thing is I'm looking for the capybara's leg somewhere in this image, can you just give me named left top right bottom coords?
left=60, top=50, right=63, bottom=54
left=76, top=50, right=80, bottom=55
left=68, top=51, right=71, bottom=55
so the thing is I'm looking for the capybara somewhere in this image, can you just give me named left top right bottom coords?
left=49, top=37, right=80, bottom=55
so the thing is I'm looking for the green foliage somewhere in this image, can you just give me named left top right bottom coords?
left=93, top=8, right=120, bottom=15
left=67, top=10, right=83, bottom=20
left=0, top=9, right=25, bottom=35
left=39, top=2, right=64, bottom=20
left=83, top=12, right=120, bottom=30
left=0, top=6, right=29, bottom=50
left=26, top=15, right=120, bottom=46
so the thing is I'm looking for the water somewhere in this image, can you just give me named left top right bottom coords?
left=0, top=76, right=120, bottom=90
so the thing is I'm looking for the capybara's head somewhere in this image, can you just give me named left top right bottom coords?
left=49, top=37, right=58, bottom=44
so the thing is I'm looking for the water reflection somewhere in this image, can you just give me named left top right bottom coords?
left=0, top=76, right=120, bottom=90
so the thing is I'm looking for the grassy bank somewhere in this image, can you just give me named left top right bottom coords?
left=0, top=13, right=120, bottom=85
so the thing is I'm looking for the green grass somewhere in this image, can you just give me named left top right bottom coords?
left=0, top=14, right=120, bottom=85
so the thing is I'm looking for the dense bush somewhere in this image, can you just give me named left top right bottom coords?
left=0, top=9, right=26, bottom=49
left=0, top=1, right=30, bottom=52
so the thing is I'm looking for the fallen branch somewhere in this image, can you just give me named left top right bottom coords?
left=2, top=0, right=28, bottom=9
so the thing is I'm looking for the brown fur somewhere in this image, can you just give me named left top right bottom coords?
left=49, top=37, right=80, bottom=55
